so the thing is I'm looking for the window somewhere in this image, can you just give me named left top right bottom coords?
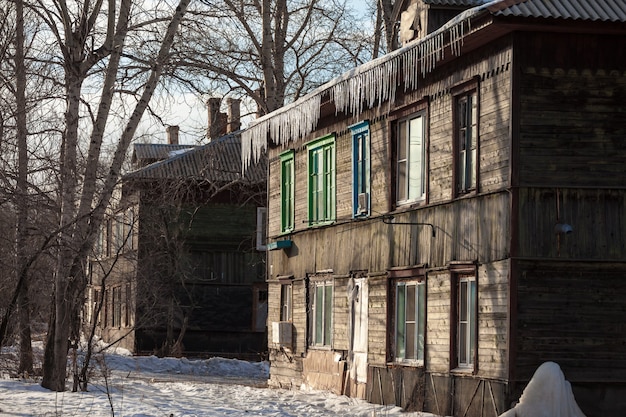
left=190, top=250, right=262, bottom=283
left=280, top=283, right=292, bottom=322
left=253, top=286, right=268, bottom=332
left=95, top=226, right=105, bottom=257
left=395, top=281, right=426, bottom=363
left=104, top=289, right=109, bottom=326
left=124, top=209, right=134, bottom=250
left=114, top=214, right=124, bottom=252
left=112, top=286, right=122, bottom=327
left=307, top=135, right=335, bottom=226
left=256, top=207, right=268, bottom=250
left=309, top=278, right=333, bottom=347
left=93, top=289, right=102, bottom=325
left=350, top=121, right=370, bottom=217
left=390, top=266, right=426, bottom=364
left=124, top=283, right=132, bottom=327
left=396, top=112, right=426, bottom=204
left=455, top=90, right=478, bottom=195
left=280, top=151, right=295, bottom=233
left=457, top=275, right=476, bottom=368
left=451, top=266, right=477, bottom=371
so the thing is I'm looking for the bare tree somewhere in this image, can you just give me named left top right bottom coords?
left=0, top=0, right=60, bottom=376
left=374, top=0, right=405, bottom=57
left=9, top=0, right=193, bottom=392
left=172, top=0, right=373, bottom=116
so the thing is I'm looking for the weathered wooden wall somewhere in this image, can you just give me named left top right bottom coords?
left=265, top=33, right=514, bottom=417
left=508, top=32, right=626, bottom=417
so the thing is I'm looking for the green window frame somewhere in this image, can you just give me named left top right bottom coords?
left=307, top=135, right=336, bottom=226
left=280, top=150, right=295, bottom=233
left=455, top=90, right=478, bottom=195
left=310, top=279, right=333, bottom=347
left=396, top=111, right=426, bottom=205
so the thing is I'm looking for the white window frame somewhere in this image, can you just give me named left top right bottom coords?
left=280, top=283, right=292, bottom=322
left=395, top=280, right=426, bottom=364
left=309, top=278, right=333, bottom=347
left=396, top=111, right=427, bottom=205
left=455, top=89, right=478, bottom=195
left=455, top=273, right=477, bottom=370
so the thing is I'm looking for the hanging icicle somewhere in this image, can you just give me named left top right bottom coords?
left=242, top=2, right=490, bottom=171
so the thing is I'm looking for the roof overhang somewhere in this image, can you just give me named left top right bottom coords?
left=241, top=0, right=626, bottom=170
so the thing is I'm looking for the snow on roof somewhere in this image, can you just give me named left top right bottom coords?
left=241, top=0, right=501, bottom=169
left=241, top=0, right=626, bottom=170
left=127, top=132, right=265, bottom=183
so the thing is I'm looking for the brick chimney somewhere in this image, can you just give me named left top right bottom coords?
left=166, top=125, right=179, bottom=145
left=226, top=98, right=241, bottom=133
left=207, top=98, right=227, bottom=141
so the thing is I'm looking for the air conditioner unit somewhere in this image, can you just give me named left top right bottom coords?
left=357, top=192, right=369, bottom=215
left=272, top=321, right=292, bottom=347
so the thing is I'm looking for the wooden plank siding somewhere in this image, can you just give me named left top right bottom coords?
left=506, top=31, right=626, bottom=417
left=517, top=33, right=626, bottom=189
left=259, top=12, right=626, bottom=417
left=264, top=33, right=515, bottom=417
left=513, top=260, right=626, bottom=382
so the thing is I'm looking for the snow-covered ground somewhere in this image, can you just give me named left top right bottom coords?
left=0, top=343, right=439, bottom=417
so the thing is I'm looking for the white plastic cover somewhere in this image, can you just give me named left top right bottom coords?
left=499, top=362, right=587, bottom=417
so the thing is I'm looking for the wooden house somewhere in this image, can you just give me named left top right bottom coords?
left=86, top=122, right=268, bottom=359
left=241, top=0, right=626, bottom=416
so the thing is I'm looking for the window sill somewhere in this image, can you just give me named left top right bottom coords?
left=451, top=366, right=475, bottom=375
left=307, top=345, right=332, bottom=351
left=307, top=221, right=335, bottom=229
left=395, top=198, right=426, bottom=209
left=454, top=190, right=477, bottom=200
left=390, top=360, right=424, bottom=368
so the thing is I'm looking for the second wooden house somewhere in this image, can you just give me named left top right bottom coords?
left=87, top=106, right=268, bottom=359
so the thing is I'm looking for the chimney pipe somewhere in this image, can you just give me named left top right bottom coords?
left=167, top=125, right=179, bottom=145
left=207, top=97, right=223, bottom=141
left=226, top=98, right=241, bottom=133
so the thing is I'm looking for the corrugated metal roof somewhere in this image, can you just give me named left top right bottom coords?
left=491, top=0, right=626, bottom=21
left=425, top=0, right=490, bottom=6
left=127, top=133, right=265, bottom=183
left=131, top=143, right=197, bottom=165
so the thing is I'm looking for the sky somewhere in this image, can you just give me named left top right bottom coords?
left=145, top=0, right=377, bottom=147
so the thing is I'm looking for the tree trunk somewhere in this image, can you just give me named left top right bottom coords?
left=41, top=0, right=191, bottom=391
left=378, top=0, right=399, bottom=52
left=15, top=0, right=34, bottom=375
left=17, top=285, right=33, bottom=375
